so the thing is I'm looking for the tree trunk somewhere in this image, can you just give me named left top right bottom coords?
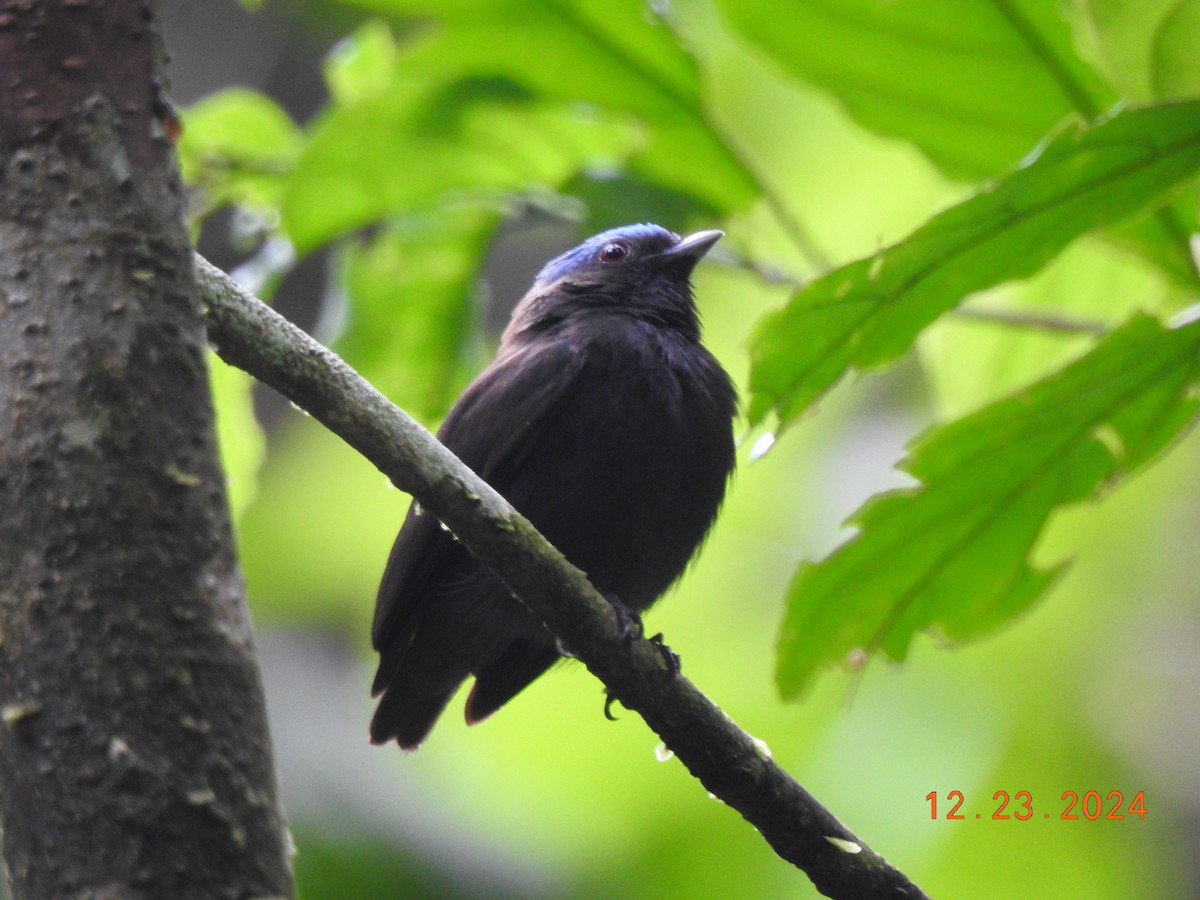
left=0, top=3, right=292, bottom=897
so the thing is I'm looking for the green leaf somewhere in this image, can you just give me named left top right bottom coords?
left=776, top=313, right=1200, bottom=700
left=324, top=18, right=402, bottom=104
left=748, top=100, right=1200, bottom=429
left=920, top=237, right=1159, bottom=418
left=337, top=0, right=701, bottom=117
left=1068, top=0, right=1191, bottom=100
left=1063, top=1, right=1200, bottom=287
left=178, top=89, right=302, bottom=213
left=1152, top=0, right=1200, bottom=97
left=560, top=171, right=720, bottom=234
left=284, top=87, right=633, bottom=252
left=721, top=0, right=1200, bottom=285
left=1066, top=0, right=1200, bottom=285
left=281, top=20, right=640, bottom=251
left=329, top=1, right=759, bottom=212
left=336, top=205, right=497, bottom=420
left=1103, top=193, right=1200, bottom=287
left=722, top=0, right=1115, bottom=179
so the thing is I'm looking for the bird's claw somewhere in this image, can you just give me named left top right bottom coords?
left=609, top=599, right=644, bottom=644
left=603, top=691, right=621, bottom=721
left=601, top=633, right=679, bottom=723
left=648, top=632, right=681, bottom=678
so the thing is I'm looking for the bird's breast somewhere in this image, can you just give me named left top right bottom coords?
left=503, top=322, right=736, bottom=609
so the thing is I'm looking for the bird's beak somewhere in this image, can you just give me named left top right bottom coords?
left=661, top=229, right=724, bottom=263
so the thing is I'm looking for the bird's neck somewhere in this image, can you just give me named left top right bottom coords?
left=504, top=287, right=701, bottom=347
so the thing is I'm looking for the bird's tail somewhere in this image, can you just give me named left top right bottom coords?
left=369, top=674, right=461, bottom=751
left=370, top=637, right=560, bottom=748
left=464, top=640, right=560, bottom=725
left=370, top=627, right=469, bottom=750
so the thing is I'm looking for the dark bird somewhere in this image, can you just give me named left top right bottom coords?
left=370, top=223, right=737, bottom=750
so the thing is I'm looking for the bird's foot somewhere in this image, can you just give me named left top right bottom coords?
left=607, top=596, right=644, bottom=644
left=648, top=633, right=681, bottom=678
left=600, top=634, right=679, bottom=723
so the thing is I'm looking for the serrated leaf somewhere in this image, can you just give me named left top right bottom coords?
left=776, top=313, right=1200, bottom=700
left=728, top=0, right=1198, bottom=288
left=748, top=100, right=1200, bottom=429
left=722, top=0, right=1115, bottom=179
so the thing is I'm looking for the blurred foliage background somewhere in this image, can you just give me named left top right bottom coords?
left=164, top=0, right=1199, bottom=896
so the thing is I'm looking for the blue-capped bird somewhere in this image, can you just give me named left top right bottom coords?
left=370, top=224, right=737, bottom=750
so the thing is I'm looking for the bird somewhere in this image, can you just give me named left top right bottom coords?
left=369, top=223, right=737, bottom=750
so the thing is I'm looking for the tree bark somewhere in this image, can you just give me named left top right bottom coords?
left=0, top=4, right=292, bottom=898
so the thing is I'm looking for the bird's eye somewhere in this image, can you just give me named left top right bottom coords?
left=599, top=242, right=629, bottom=263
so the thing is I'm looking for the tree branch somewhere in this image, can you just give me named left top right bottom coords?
left=952, top=304, right=1109, bottom=334
left=711, top=252, right=1111, bottom=337
left=196, top=254, right=929, bottom=899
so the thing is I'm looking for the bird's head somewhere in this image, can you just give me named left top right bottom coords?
left=505, top=224, right=723, bottom=344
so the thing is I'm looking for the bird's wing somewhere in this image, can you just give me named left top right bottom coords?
left=370, top=337, right=586, bottom=655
